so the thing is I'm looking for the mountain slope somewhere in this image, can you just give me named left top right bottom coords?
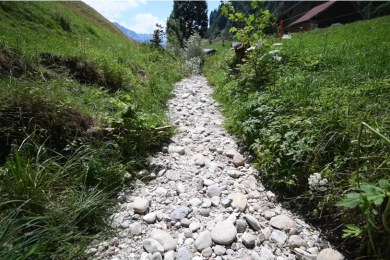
left=0, top=1, right=181, bottom=259
left=114, top=22, right=153, bottom=43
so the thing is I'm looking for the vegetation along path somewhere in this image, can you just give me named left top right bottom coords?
left=90, top=76, right=344, bottom=260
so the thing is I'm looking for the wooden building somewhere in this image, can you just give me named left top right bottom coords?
left=279, top=1, right=366, bottom=33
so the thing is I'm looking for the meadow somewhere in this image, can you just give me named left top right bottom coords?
left=0, top=2, right=181, bottom=259
left=205, top=15, right=390, bottom=259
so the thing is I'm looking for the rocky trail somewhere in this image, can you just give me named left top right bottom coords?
left=90, top=76, right=344, bottom=260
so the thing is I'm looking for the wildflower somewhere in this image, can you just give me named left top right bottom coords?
left=308, top=172, right=328, bottom=191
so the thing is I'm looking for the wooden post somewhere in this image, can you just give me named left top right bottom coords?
left=280, top=20, right=283, bottom=41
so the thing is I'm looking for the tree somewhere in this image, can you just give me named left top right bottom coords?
left=166, top=1, right=208, bottom=47
left=150, top=23, right=164, bottom=48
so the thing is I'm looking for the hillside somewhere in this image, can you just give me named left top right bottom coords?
left=0, top=1, right=181, bottom=259
left=114, top=22, right=153, bottom=43
left=205, top=14, right=390, bottom=259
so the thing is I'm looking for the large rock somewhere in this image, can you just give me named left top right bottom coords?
left=206, top=185, right=221, bottom=198
left=170, top=207, right=189, bottom=222
left=150, top=229, right=177, bottom=252
left=245, top=214, right=261, bottom=231
left=269, top=215, right=297, bottom=231
left=194, top=230, right=212, bottom=251
left=231, top=193, right=247, bottom=212
left=317, top=248, right=344, bottom=260
left=211, top=221, right=237, bottom=245
left=133, top=198, right=149, bottom=213
left=233, top=153, right=245, bottom=166
left=143, top=238, right=164, bottom=254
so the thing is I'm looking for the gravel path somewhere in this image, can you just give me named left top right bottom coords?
left=90, top=76, right=344, bottom=260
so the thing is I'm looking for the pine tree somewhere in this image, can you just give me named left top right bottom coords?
left=166, top=1, right=208, bottom=47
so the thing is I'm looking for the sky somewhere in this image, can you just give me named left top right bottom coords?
left=82, top=0, right=221, bottom=34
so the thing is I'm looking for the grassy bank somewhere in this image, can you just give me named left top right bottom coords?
left=0, top=2, right=181, bottom=259
left=205, top=15, right=390, bottom=259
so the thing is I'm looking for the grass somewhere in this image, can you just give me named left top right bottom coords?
left=0, top=1, right=182, bottom=259
left=205, top=38, right=233, bottom=52
left=205, top=15, right=390, bottom=259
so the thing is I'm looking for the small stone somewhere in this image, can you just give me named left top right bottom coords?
left=194, top=153, right=206, bottom=166
left=213, top=245, right=226, bottom=255
left=231, top=193, right=247, bottom=212
left=133, top=198, right=149, bottom=213
left=270, top=230, right=287, bottom=247
left=143, top=212, right=157, bottom=224
left=189, top=222, right=201, bottom=232
left=317, top=248, right=344, bottom=260
left=226, top=214, right=237, bottom=224
left=242, top=232, right=255, bottom=248
left=170, top=207, right=189, bottom=222
left=259, top=246, right=275, bottom=259
left=150, top=229, right=177, bottom=252
left=226, top=249, right=234, bottom=255
left=233, top=153, right=245, bottom=166
left=225, top=148, right=238, bottom=158
left=269, top=215, right=297, bottom=231
left=211, top=196, right=220, bottom=206
left=200, top=208, right=211, bottom=216
left=164, top=251, right=175, bottom=260
left=189, top=198, right=202, bottom=207
left=168, top=145, right=185, bottom=155
left=236, top=218, right=247, bottom=233
left=264, top=210, right=275, bottom=220
left=228, top=170, right=242, bottom=178
left=245, top=214, right=261, bottom=231
left=221, top=198, right=232, bottom=208
left=203, top=179, right=215, bottom=186
left=202, top=198, right=212, bottom=208
left=293, top=248, right=317, bottom=260
left=181, top=218, right=191, bottom=227
left=201, top=247, right=213, bottom=257
left=211, top=221, right=237, bottom=245
left=177, top=247, right=192, bottom=260
left=206, top=185, right=221, bottom=198
left=151, top=252, right=163, bottom=260
left=165, top=170, right=181, bottom=180
left=129, top=223, right=142, bottom=235
left=176, top=183, right=186, bottom=194
left=288, top=235, right=306, bottom=249
left=143, top=239, right=164, bottom=254
left=155, top=187, right=167, bottom=196
left=194, top=230, right=213, bottom=251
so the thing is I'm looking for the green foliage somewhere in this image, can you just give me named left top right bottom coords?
left=167, top=1, right=208, bottom=47
left=150, top=23, right=164, bottom=48
left=205, top=15, right=390, bottom=258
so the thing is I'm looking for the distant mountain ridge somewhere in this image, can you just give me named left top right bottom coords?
left=114, top=22, right=152, bottom=43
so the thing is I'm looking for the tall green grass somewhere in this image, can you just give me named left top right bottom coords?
left=205, top=15, right=390, bottom=258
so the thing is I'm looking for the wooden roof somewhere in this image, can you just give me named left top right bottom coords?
left=288, top=1, right=336, bottom=27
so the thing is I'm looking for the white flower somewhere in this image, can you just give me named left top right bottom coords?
left=308, top=172, right=328, bottom=191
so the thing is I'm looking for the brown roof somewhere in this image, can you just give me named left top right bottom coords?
left=288, top=1, right=336, bottom=27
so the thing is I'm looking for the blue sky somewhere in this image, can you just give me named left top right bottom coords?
left=83, top=1, right=221, bottom=34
